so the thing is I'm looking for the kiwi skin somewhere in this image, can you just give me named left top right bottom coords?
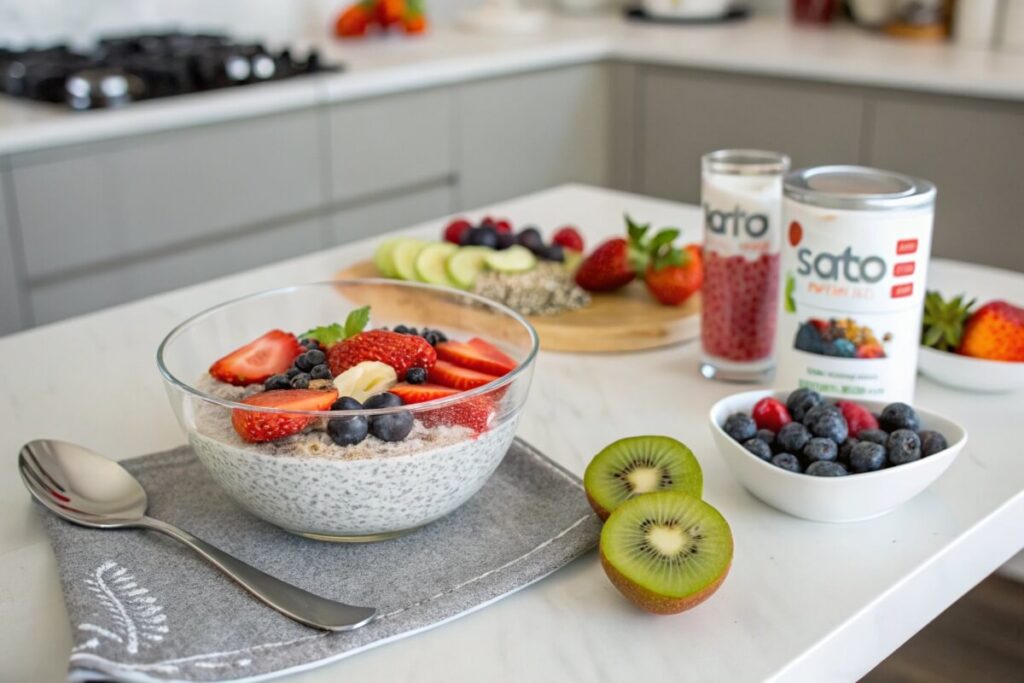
left=586, top=491, right=613, bottom=521
left=599, top=551, right=731, bottom=615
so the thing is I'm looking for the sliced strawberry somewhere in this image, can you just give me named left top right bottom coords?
left=390, top=382, right=495, bottom=433
left=428, top=360, right=499, bottom=390
left=210, top=330, right=303, bottom=386
left=327, top=329, right=436, bottom=380
left=437, top=339, right=517, bottom=376
left=231, top=388, right=338, bottom=443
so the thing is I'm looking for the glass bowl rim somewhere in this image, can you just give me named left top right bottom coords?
left=156, top=279, right=539, bottom=417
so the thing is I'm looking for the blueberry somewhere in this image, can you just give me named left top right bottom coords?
left=364, top=392, right=403, bottom=410
left=467, top=226, right=499, bottom=249
left=802, top=402, right=841, bottom=428
left=723, top=413, right=757, bottom=443
left=806, top=461, right=849, bottom=477
left=423, top=331, right=443, bottom=346
left=777, top=422, right=812, bottom=453
left=516, top=227, right=544, bottom=252
left=300, top=338, right=320, bottom=349
left=879, top=403, right=920, bottom=432
left=458, top=227, right=477, bottom=246
left=331, top=396, right=363, bottom=411
left=849, top=441, right=887, bottom=473
left=295, top=349, right=326, bottom=372
left=918, top=430, right=948, bottom=457
left=742, top=438, right=772, bottom=461
left=786, top=388, right=823, bottom=422
left=264, top=373, right=291, bottom=391
left=326, top=397, right=368, bottom=446
left=803, top=437, right=838, bottom=463
left=406, top=367, right=427, bottom=384
left=809, top=412, right=848, bottom=444
left=496, top=232, right=517, bottom=250
left=858, top=428, right=889, bottom=446
left=310, top=364, right=332, bottom=380
left=887, top=429, right=922, bottom=465
left=540, top=244, right=565, bottom=262
left=794, top=323, right=825, bottom=355
left=286, top=367, right=301, bottom=378
left=370, top=410, right=414, bottom=442
left=289, top=373, right=310, bottom=389
left=428, top=328, right=447, bottom=343
left=771, top=453, right=802, bottom=473
left=393, top=324, right=411, bottom=334
left=838, top=438, right=859, bottom=465
left=756, top=429, right=776, bottom=448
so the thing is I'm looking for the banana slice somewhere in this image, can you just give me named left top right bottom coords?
left=332, top=361, right=398, bottom=402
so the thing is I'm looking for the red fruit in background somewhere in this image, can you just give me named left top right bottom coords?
left=401, top=12, right=427, bottom=34
left=643, top=243, right=703, bottom=306
left=836, top=400, right=879, bottom=436
left=575, top=238, right=644, bottom=292
left=957, top=300, right=1024, bottom=362
left=493, top=219, right=513, bottom=234
left=231, top=389, right=338, bottom=443
left=209, top=329, right=303, bottom=386
left=444, top=218, right=472, bottom=244
left=752, top=397, right=791, bottom=433
left=328, top=330, right=436, bottom=380
left=436, top=339, right=516, bottom=376
left=552, top=226, right=584, bottom=252
left=428, top=360, right=499, bottom=390
left=335, top=4, right=371, bottom=37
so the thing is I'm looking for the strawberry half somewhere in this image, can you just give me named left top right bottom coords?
left=836, top=400, right=879, bottom=436
left=390, top=382, right=460, bottom=403
left=209, top=330, right=303, bottom=386
left=231, top=388, right=338, bottom=443
left=428, top=360, right=499, bottom=390
left=390, top=382, right=495, bottom=433
left=437, top=338, right=517, bottom=376
left=328, top=329, right=436, bottom=380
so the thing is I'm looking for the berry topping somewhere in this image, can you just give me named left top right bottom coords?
left=806, top=461, right=848, bottom=477
left=836, top=400, right=879, bottom=437
left=886, top=429, right=922, bottom=465
left=723, top=413, right=757, bottom=443
left=785, top=388, right=823, bottom=423
left=328, top=330, right=437, bottom=380
left=752, top=397, right=792, bottom=433
left=776, top=422, right=812, bottom=454
left=802, top=437, right=838, bottom=464
left=552, top=226, right=584, bottom=252
left=406, top=367, right=427, bottom=384
left=858, top=429, right=888, bottom=446
left=436, top=338, right=516, bottom=376
left=326, top=397, right=368, bottom=446
left=389, top=382, right=460, bottom=404
left=294, top=349, right=327, bottom=372
left=428, top=360, right=500, bottom=390
left=756, top=429, right=776, bottom=448
left=370, top=409, right=414, bottom=442
left=363, top=391, right=404, bottom=410
left=264, top=373, right=292, bottom=391
left=443, top=218, right=472, bottom=245
left=231, top=388, right=338, bottom=443
left=771, top=453, right=801, bottom=473
left=389, top=382, right=494, bottom=433
left=742, top=438, right=772, bottom=461
left=849, top=442, right=887, bottom=473
left=808, top=411, right=848, bottom=444
left=310, top=364, right=333, bottom=380
left=879, top=403, right=920, bottom=432
left=210, top=329, right=303, bottom=386
left=918, top=430, right=949, bottom=456
left=290, top=373, right=311, bottom=389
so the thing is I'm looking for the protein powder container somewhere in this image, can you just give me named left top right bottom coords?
left=775, top=165, right=936, bottom=403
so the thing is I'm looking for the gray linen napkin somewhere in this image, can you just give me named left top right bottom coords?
left=38, top=438, right=600, bottom=682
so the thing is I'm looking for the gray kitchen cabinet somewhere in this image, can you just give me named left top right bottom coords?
left=327, top=89, right=454, bottom=203
left=29, top=216, right=323, bottom=325
left=635, top=68, right=865, bottom=204
left=0, top=168, right=29, bottom=335
left=866, top=95, right=1024, bottom=272
left=326, top=182, right=454, bottom=246
left=12, top=108, right=323, bottom=280
left=455, top=64, right=611, bottom=208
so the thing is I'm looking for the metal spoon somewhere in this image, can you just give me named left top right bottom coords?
left=18, top=439, right=376, bottom=632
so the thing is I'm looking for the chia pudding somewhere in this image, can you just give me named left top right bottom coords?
left=191, top=374, right=519, bottom=540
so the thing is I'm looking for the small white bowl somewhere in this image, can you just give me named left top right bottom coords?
left=918, top=346, right=1024, bottom=394
left=709, top=390, right=967, bottom=523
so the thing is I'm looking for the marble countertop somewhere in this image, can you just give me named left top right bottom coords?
left=2, top=13, right=1024, bottom=156
left=1, top=184, right=1022, bottom=681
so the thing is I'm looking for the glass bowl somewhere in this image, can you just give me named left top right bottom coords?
left=157, top=280, right=538, bottom=542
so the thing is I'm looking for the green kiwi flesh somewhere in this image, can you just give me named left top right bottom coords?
left=600, top=491, right=732, bottom=614
left=583, top=435, right=703, bottom=520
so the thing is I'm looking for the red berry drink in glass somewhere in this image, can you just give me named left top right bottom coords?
left=700, top=150, right=789, bottom=382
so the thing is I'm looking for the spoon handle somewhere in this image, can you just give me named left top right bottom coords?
left=138, top=516, right=376, bottom=631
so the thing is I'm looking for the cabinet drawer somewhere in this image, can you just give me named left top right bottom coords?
left=29, top=217, right=323, bottom=324
left=327, top=89, right=453, bottom=203
left=326, top=183, right=453, bottom=246
left=13, top=108, right=323, bottom=280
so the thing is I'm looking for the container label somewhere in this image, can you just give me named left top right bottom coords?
left=774, top=199, right=934, bottom=403
left=702, top=173, right=782, bottom=260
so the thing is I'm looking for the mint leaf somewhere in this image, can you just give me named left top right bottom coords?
left=648, top=228, right=680, bottom=252
left=301, top=323, right=345, bottom=347
left=344, top=305, right=371, bottom=339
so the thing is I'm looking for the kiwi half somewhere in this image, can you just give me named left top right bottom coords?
left=583, top=436, right=703, bottom=520
left=600, top=491, right=733, bottom=614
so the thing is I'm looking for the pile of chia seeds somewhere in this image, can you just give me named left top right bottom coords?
left=473, top=262, right=590, bottom=316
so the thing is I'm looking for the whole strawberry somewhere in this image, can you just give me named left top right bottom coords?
left=328, top=329, right=437, bottom=380
left=574, top=216, right=651, bottom=292
left=957, top=300, right=1024, bottom=362
left=644, top=243, right=704, bottom=306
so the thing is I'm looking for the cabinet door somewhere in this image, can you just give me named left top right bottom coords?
left=326, top=183, right=453, bottom=246
left=637, top=68, right=865, bottom=204
left=12, top=108, right=323, bottom=280
left=29, top=217, right=323, bottom=325
left=327, top=89, right=454, bottom=203
left=456, top=65, right=611, bottom=208
left=0, top=170, right=28, bottom=335
left=866, top=95, right=1024, bottom=271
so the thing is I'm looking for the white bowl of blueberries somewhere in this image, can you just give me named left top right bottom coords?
left=709, top=388, right=967, bottom=523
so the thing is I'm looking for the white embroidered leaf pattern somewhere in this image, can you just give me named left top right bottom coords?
left=78, top=561, right=169, bottom=654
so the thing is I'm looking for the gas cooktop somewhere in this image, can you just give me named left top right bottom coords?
left=0, top=32, right=341, bottom=111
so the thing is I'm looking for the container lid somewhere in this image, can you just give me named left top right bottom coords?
left=784, top=165, right=936, bottom=211
left=702, top=149, right=790, bottom=176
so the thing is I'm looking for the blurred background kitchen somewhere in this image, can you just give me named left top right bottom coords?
left=0, top=0, right=1020, bottom=336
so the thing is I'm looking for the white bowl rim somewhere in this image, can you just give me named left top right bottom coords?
left=156, top=279, right=540, bottom=417
left=918, top=345, right=1024, bottom=369
left=709, top=389, right=968, bottom=483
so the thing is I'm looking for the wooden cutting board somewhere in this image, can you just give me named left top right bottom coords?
left=335, top=260, right=701, bottom=353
